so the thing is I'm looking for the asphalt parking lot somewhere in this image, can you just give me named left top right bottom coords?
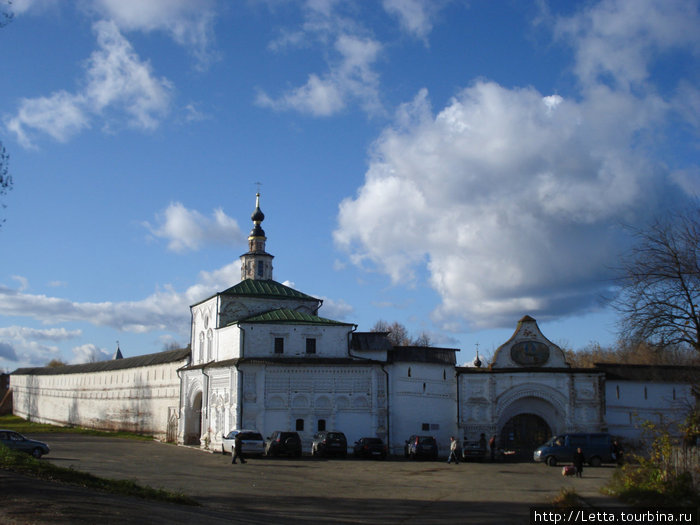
left=1, top=434, right=624, bottom=524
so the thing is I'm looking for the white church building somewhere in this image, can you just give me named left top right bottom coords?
left=11, top=195, right=698, bottom=456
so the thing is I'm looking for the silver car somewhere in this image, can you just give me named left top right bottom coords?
left=221, top=429, right=265, bottom=457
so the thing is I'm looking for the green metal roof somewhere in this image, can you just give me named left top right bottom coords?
left=221, top=279, right=319, bottom=301
left=241, top=308, right=354, bottom=326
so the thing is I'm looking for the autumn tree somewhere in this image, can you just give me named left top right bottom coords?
left=613, top=208, right=700, bottom=354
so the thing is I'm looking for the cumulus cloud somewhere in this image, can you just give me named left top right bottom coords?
left=5, top=20, right=172, bottom=147
left=334, top=0, right=699, bottom=331
left=144, top=203, right=243, bottom=253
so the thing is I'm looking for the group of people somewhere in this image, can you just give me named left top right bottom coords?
left=447, top=433, right=499, bottom=464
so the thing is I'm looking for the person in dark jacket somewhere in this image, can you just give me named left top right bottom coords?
left=573, top=447, right=584, bottom=478
left=232, top=433, right=246, bottom=464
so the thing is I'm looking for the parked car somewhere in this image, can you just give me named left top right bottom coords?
left=221, top=429, right=265, bottom=457
left=462, top=440, right=487, bottom=461
left=0, top=430, right=50, bottom=458
left=404, top=435, right=438, bottom=460
left=533, top=433, right=615, bottom=467
left=265, top=431, right=302, bottom=457
left=311, top=431, right=347, bottom=458
left=353, top=437, right=387, bottom=459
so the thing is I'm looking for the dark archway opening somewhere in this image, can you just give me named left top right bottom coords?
left=499, top=413, right=551, bottom=460
left=185, top=392, right=202, bottom=446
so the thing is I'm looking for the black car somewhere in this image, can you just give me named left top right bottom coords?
left=462, top=440, right=487, bottom=461
left=311, top=431, right=347, bottom=458
left=404, top=435, right=438, bottom=460
left=0, top=430, right=50, bottom=458
left=265, top=431, right=302, bottom=457
left=353, top=437, right=387, bottom=459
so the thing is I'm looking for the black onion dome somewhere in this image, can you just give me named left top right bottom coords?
left=251, top=206, right=264, bottom=222
left=251, top=192, right=265, bottom=222
left=249, top=224, right=265, bottom=237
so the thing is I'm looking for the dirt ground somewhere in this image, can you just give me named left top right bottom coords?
left=0, top=434, right=624, bottom=524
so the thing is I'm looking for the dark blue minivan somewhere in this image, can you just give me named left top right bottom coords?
left=533, top=432, right=614, bottom=467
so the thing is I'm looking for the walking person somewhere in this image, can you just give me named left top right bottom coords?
left=573, top=447, right=584, bottom=478
left=447, top=436, right=459, bottom=464
left=489, top=434, right=496, bottom=462
left=232, top=433, right=246, bottom=464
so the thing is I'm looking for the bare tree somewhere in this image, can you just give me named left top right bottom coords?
left=370, top=320, right=430, bottom=346
left=613, top=208, right=700, bottom=353
left=0, top=2, right=13, bottom=228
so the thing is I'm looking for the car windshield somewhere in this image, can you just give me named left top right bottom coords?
left=418, top=437, right=434, bottom=444
left=327, top=433, right=343, bottom=440
left=240, top=433, right=263, bottom=441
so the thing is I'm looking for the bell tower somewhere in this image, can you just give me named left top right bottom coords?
left=240, top=192, right=274, bottom=281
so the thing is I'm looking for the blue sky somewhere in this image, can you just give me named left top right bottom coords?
left=0, top=0, right=698, bottom=369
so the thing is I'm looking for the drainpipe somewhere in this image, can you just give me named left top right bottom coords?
left=380, top=363, right=390, bottom=455
left=455, top=367, right=462, bottom=442
left=201, top=365, right=210, bottom=449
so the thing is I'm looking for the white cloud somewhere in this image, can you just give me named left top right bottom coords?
left=90, top=0, right=217, bottom=68
left=5, top=20, right=172, bottom=147
left=0, top=326, right=77, bottom=367
left=382, top=0, right=441, bottom=42
left=335, top=77, right=692, bottom=329
left=257, top=4, right=383, bottom=117
left=555, top=0, right=700, bottom=90
left=70, top=343, right=111, bottom=364
left=145, top=202, right=243, bottom=253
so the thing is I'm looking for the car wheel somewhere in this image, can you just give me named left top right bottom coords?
left=589, top=456, right=601, bottom=468
left=32, top=448, right=43, bottom=459
left=546, top=456, right=557, bottom=467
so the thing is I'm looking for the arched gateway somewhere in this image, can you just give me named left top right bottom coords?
left=458, top=316, right=606, bottom=448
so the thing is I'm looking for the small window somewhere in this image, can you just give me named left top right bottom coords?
left=443, top=370, right=446, bottom=380
left=421, top=423, right=430, bottom=431
left=296, top=418, right=304, bottom=431
left=257, top=260, right=264, bottom=277
left=408, top=367, right=412, bottom=377
left=644, top=386, right=648, bottom=400
left=274, top=337, right=284, bottom=354
left=317, top=419, right=326, bottom=432
left=306, top=338, right=316, bottom=354
left=616, top=385, right=620, bottom=399
left=673, top=388, right=676, bottom=400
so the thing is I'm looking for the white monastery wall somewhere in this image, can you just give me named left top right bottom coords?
left=605, top=380, right=695, bottom=442
left=388, top=362, right=458, bottom=455
left=12, top=360, right=184, bottom=441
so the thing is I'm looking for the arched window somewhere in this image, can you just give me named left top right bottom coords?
left=408, top=367, right=411, bottom=377
left=198, top=332, right=205, bottom=363
left=317, top=419, right=326, bottom=432
left=296, top=418, right=304, bottom=431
